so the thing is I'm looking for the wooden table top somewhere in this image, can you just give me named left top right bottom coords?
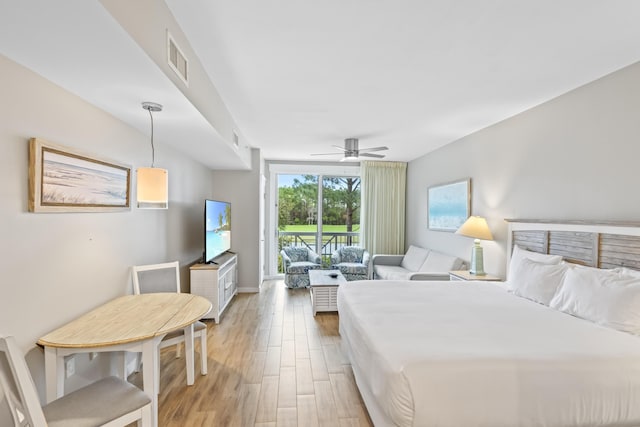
left=38, top=293, right=212, bottom=349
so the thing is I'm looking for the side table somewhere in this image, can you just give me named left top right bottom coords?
left=308, top=269, right=347, bottom=316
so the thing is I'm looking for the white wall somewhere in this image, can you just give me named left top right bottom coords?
left=0, top=54, right=215, bottom=394
left=406, top=61, right=640, bottom=277
left=211, top=149, right=264, bottom=291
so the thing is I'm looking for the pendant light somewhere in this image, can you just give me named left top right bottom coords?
left=137, top=102, right=168, bottom=209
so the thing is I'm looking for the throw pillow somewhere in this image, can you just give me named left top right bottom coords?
left=511, top=258, right=570, bottom=305
left=401, top=245, right=430, bottom=271
left=549, top=266, right=640, bottom=335
left=507, top=245, right=563, bottom=285
left=419, top=251, right=460, bottom=272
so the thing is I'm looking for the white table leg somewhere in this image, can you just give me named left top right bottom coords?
left=200, top=330, right=208, bottom=376
left=184, top=324, right=195, bottom=386
left=44, top=346, right=64, bottom=403
left=142, top=338, right=160, bottom=427
left=109, top=351, right=126, bottom=379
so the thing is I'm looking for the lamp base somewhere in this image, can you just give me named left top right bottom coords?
left=469, top=239, right=486, bottom=276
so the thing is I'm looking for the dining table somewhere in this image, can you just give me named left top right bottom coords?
left=37, top=292, right=212, bottom=427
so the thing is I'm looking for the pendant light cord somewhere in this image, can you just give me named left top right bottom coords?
left=148, top=107, right=156, bottom=168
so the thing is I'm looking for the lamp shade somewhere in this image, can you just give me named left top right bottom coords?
left=137, top=167, right=168, bottom=209
left=455, top=216, right=493, bottom=241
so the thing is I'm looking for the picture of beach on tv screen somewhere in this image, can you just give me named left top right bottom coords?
left=205, top=200, right=231, bottom=261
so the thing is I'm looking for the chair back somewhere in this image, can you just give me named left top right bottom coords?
left=282, top=247, right=309, bottom=263
left=338, top=246, right=365, bottom=263
left=132, top=261, right=180, bottom=295
left=0, top=336, right=47, bottom=427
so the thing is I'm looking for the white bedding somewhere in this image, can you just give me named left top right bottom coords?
left=337, top=280, right=640, bottom=427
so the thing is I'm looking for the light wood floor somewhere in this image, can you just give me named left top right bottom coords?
left=137, top=279, right=373, bottom=427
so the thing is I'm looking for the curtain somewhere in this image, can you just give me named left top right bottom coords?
left=361, top=161, right=407, bottom=255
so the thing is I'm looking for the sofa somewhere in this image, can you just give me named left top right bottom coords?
left=330, top=246, right=370, bottom=281
left=281, top=246, right=322, bottom=288
left=372, top=245, right=467, bottom=280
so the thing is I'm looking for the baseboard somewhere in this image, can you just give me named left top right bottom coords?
left=237, top=286, right=259, bottom=293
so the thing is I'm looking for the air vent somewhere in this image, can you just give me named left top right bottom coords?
left=167, top=31, right=188, bottom=86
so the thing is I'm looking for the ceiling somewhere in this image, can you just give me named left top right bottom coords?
left=2, top=1, right=640, bottom=167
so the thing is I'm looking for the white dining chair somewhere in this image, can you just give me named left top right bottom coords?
left=131, top=261, right=208, bottom=389
left=0, top=335, right=151, bottom=427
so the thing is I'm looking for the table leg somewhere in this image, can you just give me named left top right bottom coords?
left=44, top=346, right=64, bottom=403
left=184, top=324, right=195, bottom=386
left=311, top=288, right=317, bottom=316
left=109, top=351, right=126, bottom=379
left=142, top=338, right=160, bottom=427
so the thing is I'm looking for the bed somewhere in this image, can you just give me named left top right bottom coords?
left=338, top=220, right=640, bottom=427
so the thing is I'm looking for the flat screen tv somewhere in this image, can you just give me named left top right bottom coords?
left=204, top=199, right=231, bottom=263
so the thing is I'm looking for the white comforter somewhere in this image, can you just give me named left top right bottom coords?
left=337, top=280, right=640, bottom=427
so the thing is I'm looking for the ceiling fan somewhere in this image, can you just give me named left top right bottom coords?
left=311, top=138, right=388, bottom=161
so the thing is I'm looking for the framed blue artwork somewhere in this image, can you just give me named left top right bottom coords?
left=428, top=178, right=470, bottom=231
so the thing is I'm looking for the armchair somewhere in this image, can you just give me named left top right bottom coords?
left=330, top=246, right=371, bottom=281
left=281, top=246, right=322, bottom=288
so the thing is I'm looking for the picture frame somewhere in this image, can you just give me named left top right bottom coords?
left=427, top=178, right=471, bottom=231
left=28, top=138, right=131, bottom=212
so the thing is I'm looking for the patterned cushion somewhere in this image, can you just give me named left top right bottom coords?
left=285, top=247, right=308, bottom=262
left=336, top=263, right=368, bottom=276
left=341, top=247, right=364, bottom=263
left=287, top=262, right=321, bottom=274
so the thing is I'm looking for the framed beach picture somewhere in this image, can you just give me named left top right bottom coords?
left=428, top=178, right=470, bottom=231
left=28, top=138, right=131, bottom=212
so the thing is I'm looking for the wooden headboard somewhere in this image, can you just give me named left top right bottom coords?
left=505, top=219, right=640, bottom=275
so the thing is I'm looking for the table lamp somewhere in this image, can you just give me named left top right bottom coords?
left=455, top=216, right=493, bottom=275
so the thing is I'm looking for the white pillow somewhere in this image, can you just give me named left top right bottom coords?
left=419, top=251, right=461, bottom=272
left=549, top=266, right=640, bottom=335
left=614, top=267, right=640, bottom=279
left=511, top=258, right=570, bottom=305
left=507, top=245, right=563, bottom=284
left=401, top=246, right=430, bottom=272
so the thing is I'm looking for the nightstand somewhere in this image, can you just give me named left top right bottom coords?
left=449, top=270, right=502, bottom=282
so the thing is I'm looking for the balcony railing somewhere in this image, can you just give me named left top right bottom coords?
left=278, top=231, right=360, bottom=271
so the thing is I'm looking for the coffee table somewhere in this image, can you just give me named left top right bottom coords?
left=308, top=269, right=346, bottom=316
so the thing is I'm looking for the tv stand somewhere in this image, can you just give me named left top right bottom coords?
left=190, top=252, right=238, bottom=323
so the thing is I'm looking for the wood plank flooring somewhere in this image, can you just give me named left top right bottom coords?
left=138, top=279, right=373, bottom=427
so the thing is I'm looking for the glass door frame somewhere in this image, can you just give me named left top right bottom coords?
left=266, top=163, right=360, bottom=278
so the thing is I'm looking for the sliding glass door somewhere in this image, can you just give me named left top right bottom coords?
left=271, top=166, right=360, bottom=275
left=277, top=174, right=318, bottom=273
left=320, top=176, right=360, bottom=260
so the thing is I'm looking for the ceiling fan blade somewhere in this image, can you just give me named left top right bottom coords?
left=332, top=144, right=348, bottom=152
left=310, top=152, right=341, bottom=156
left=360, top=152, right=386, bottom=158
left=359, top=146, right=388, bottom=153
